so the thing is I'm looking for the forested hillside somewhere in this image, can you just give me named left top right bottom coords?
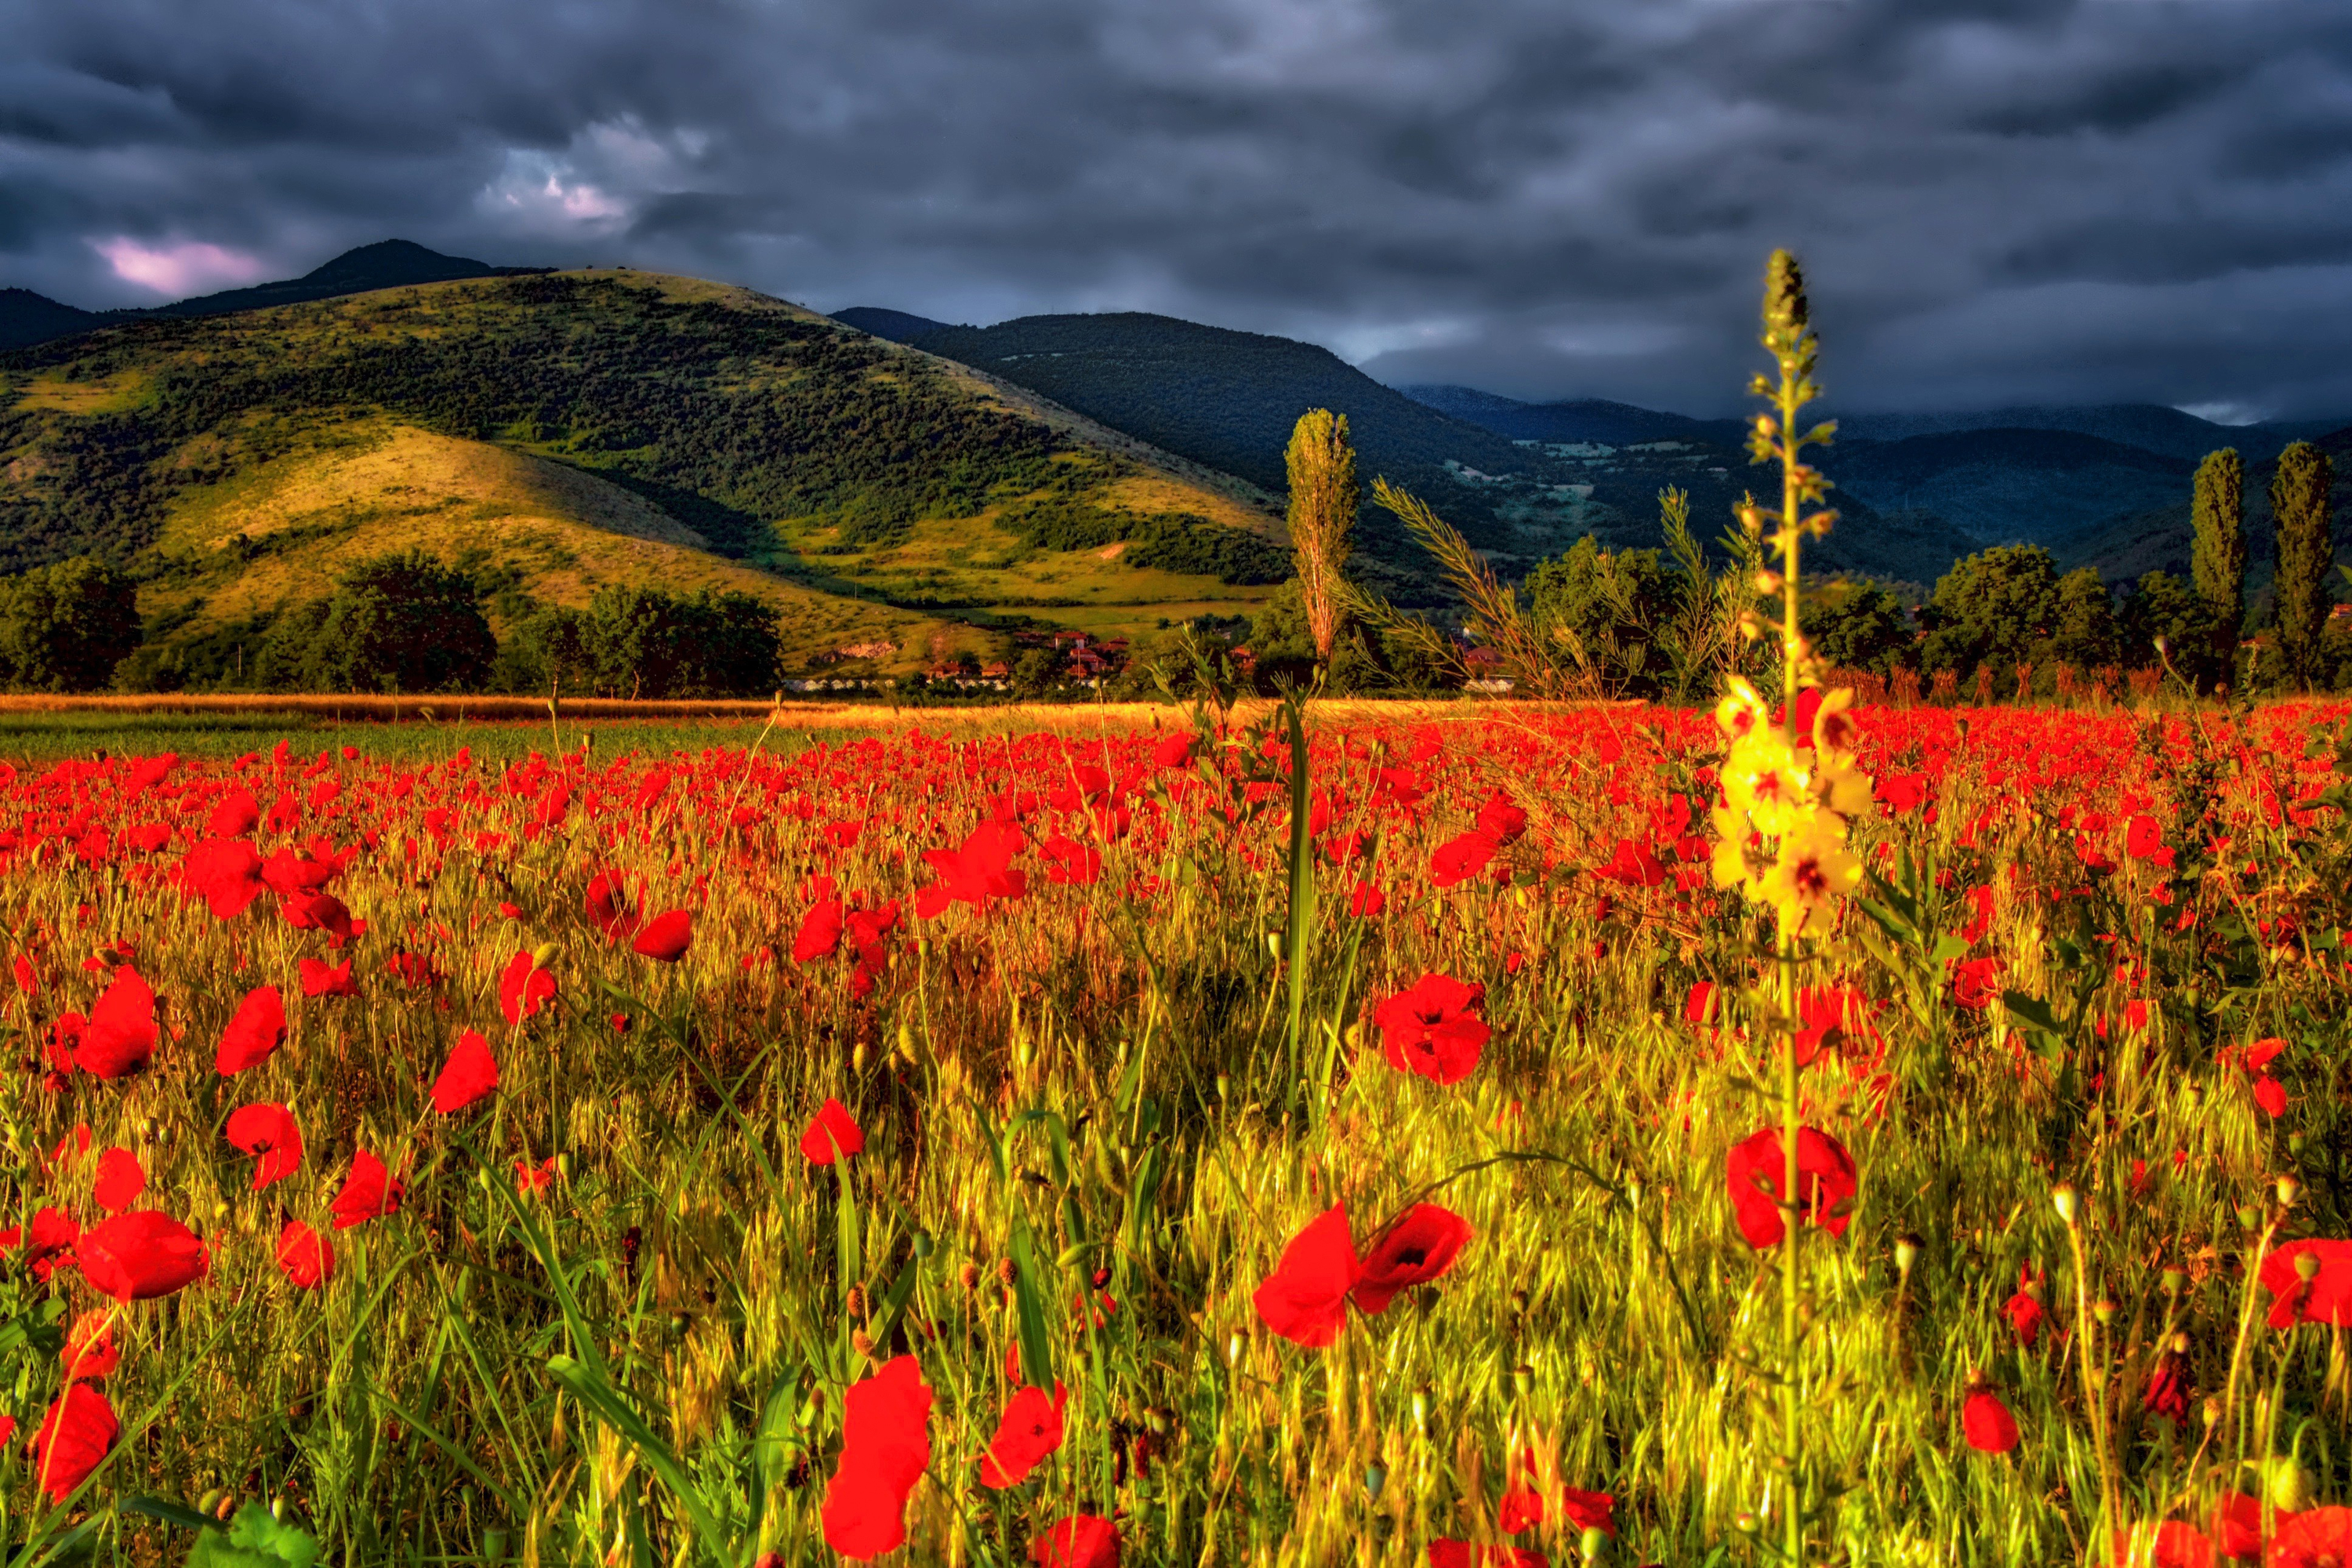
left=0, top=270, right=1290, bottom=678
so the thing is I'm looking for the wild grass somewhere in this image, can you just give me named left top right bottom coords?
left=0, top=691, right=2347, bottom=1566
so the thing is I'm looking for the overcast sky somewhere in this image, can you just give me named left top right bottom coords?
left=5, top=0, right=2350, bottom=418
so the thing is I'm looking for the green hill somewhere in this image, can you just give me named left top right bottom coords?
left=0, top=269, right=1292, bottom=677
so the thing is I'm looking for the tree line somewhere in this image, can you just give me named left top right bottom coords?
left=7, top=552, right=785, bottom=699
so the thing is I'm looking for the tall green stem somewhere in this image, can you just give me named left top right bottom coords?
left=1773, top=351, right=1806, bottom=1568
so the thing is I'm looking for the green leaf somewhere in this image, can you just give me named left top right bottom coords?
left=185, top=1504, right=321, bottom=1568
left=117, top=1497, right=215, bottom=1535
left=2002, top=991, right=2063, bottom=1036
left=1010, top=1214, right=1054, bottom=1390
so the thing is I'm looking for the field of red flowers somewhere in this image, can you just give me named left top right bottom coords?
left=3, top=691, right=2352, bottom=1566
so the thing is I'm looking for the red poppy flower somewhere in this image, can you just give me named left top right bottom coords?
left=299, top=957, right=358, bottom=999
left=215, top=985, right=286, bottom=1074
left=2106, top=1520, right=2225, bottom=1568
left=29, top=1382, right=118, bottom=1501
left=1374, top=974, right=1491, bottom=1086
left=1348, top=880, right=1387, bottom=918
left=1951, top=955, right=2002, bottom=1011
left=585, top=870, right=642, bottom=942
left=820, top=1354, right=933, bottom=1561
left=801, top=1098, right=865, bottom=1165
left=632, top=909, right=694, bottom=963
left=1252, top=1203, right=1360, bottom=1348
left=431, top=1029, right=499, bottom=1115
left=93, top=1147, right=144, bottom=1214
left=793, top=899, right=846, bottom=963
left=1683, top=980, right=1717, bottom=1026
left=1428, top=831, right=1498, bottom=889
left=1350, top=1204, right=1472, bottom=1315
left=2143, top=1352, right=2190, bottom=1425
left=277, top=1220, right=334, bottom=1289
left=499, top=951, right=555, bottom=1025
left=979, top=1382, right=1067, bottom=1488
left=1427, top=1544, right=1548, bottom=1568
left=2260, top=1240, right=2352, bottom=1327
left=182, top=837, right=267, bottom=919
left=915, top=822, right=1028, bottom=920
left=2270, top=1506, right=2352, bottom=1568
left=1475, top=791, right=1529, bottom=846
left=61, top=1309, right=118, bottom=1381
left=78, top=966, right=157, bottom=1080
left=1724, top=1126, right=1858, bottom=1250
left=226, top=1102, right=304, bottom=1190
left=332, top=1151, right=405, bottom=1229
left=1038, top=835, right=1104, bottom=887
left=2208, top=1490, right=2285, bottom=1558
left=284, top=891, right=360, bottom=946
left=78, top=1210, right=206, bottom=1301
left=1962, top=1389, right=2019, bottom=1454
left=2002, top=1285, right=2046, bottom=1348
left=207, top=792, right=261, bottom=838
left=515, top=1156, right=557, bottom=1196
left=2220, top=1038, right=2291, bottom=1119
left=1596, top=837, right=1667, bottom=887
left=1030, top=1515, right=1120, bottom=1568
left=1496, top=1460, right=1615, bottom=1540
left=5, top=1206, right=81, bottom=1283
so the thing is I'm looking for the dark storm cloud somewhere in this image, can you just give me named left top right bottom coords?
left=2, top=0, right=2350, bottom=416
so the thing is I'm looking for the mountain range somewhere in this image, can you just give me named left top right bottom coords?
left=4, top=237, right=2347, bottom=684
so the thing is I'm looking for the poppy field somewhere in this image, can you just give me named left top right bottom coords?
left=2, top=684, right=2352, bottom=1568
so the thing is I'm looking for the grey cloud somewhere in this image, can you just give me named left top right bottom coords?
left=1, top=0, right=2349, bottom=416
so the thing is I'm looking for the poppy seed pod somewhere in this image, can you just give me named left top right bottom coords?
left=529, top=942, right=558, bottom=972
left=2238, top=1205, right=2263, bottom=1232
left=2297, top=1250, right=2325, bottom=1283
left=1581, top=1526, right=1610, bottom=1564
left=2162, top=1267, right=2187, bottom=1295
left=1363, top=1462, right=1385, bottom=1500
left=2278, top=1173, right=2304, bottom=1207
left=1894, top=1234, right=1921, bottom=1276
left=2052, top=1185, right=2079, bottom=1226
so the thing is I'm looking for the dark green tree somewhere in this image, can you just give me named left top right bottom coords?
left=1523, top=535, right=1682, bottom=698
left=0, top=556, right=142, bottom=691
left=1010, top=648, right=1064, bottom=699
left=1918, top=545, right=2060, bottom=678
left=557, top=585, right=781, bottom=698
left=2048, top=568, right=2122, bottom=673
left=2190, top=448, right=2245, bottom=662
left=1803, top=580, right=1913, bottom=675
left=305, top=553, right=496, bottom=693
left=2271, top=441, right=2337, bottom=687
left=2118, top=571, right=2224, bottom=685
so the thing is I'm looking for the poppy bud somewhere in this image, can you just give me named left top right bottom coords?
left=2162, top=1266, right=2186, bottom=1295
left=1512, top=1365, right=1532, bottom=1399
left=2297, top=1250, right=2325, bottom=1283
left=1265, top=932, right=1283, bottom=960
left=2092, top=1298, right=2117, bottom=1327
left=1894, top=1234, right=1921, bottom=1277
left=2051, top=1185, right=2079, bottom=1226
left=2238, top=1205, right=2263, bottom=1232
left=2170, top=1331, right=2190, bottom=1355
left=198, top=1490, right=223, bottom=1517
left=1363, top=1462, right=1386, bottom=1500
left=2278, top=1173, right=2303, bottom=1207
left=529, top=942, right=558, bottom=972
left=1733, top=1513, right=1762, bottom=1537
left=912, top=1232, right=934, bottom=1260
left=1581, top=1526, right=1610, bottom=1563
left=2201, top=1398, right=2222, bottom=1429
left=2263, top=1457, right=2317, bottom=1512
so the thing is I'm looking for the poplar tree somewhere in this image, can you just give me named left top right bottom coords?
left=2190, top=448, right=2244, bottom=660
left=2272, top=441, right=2338, bottom=687
left=1284, top=408, right=1359, bottom=665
